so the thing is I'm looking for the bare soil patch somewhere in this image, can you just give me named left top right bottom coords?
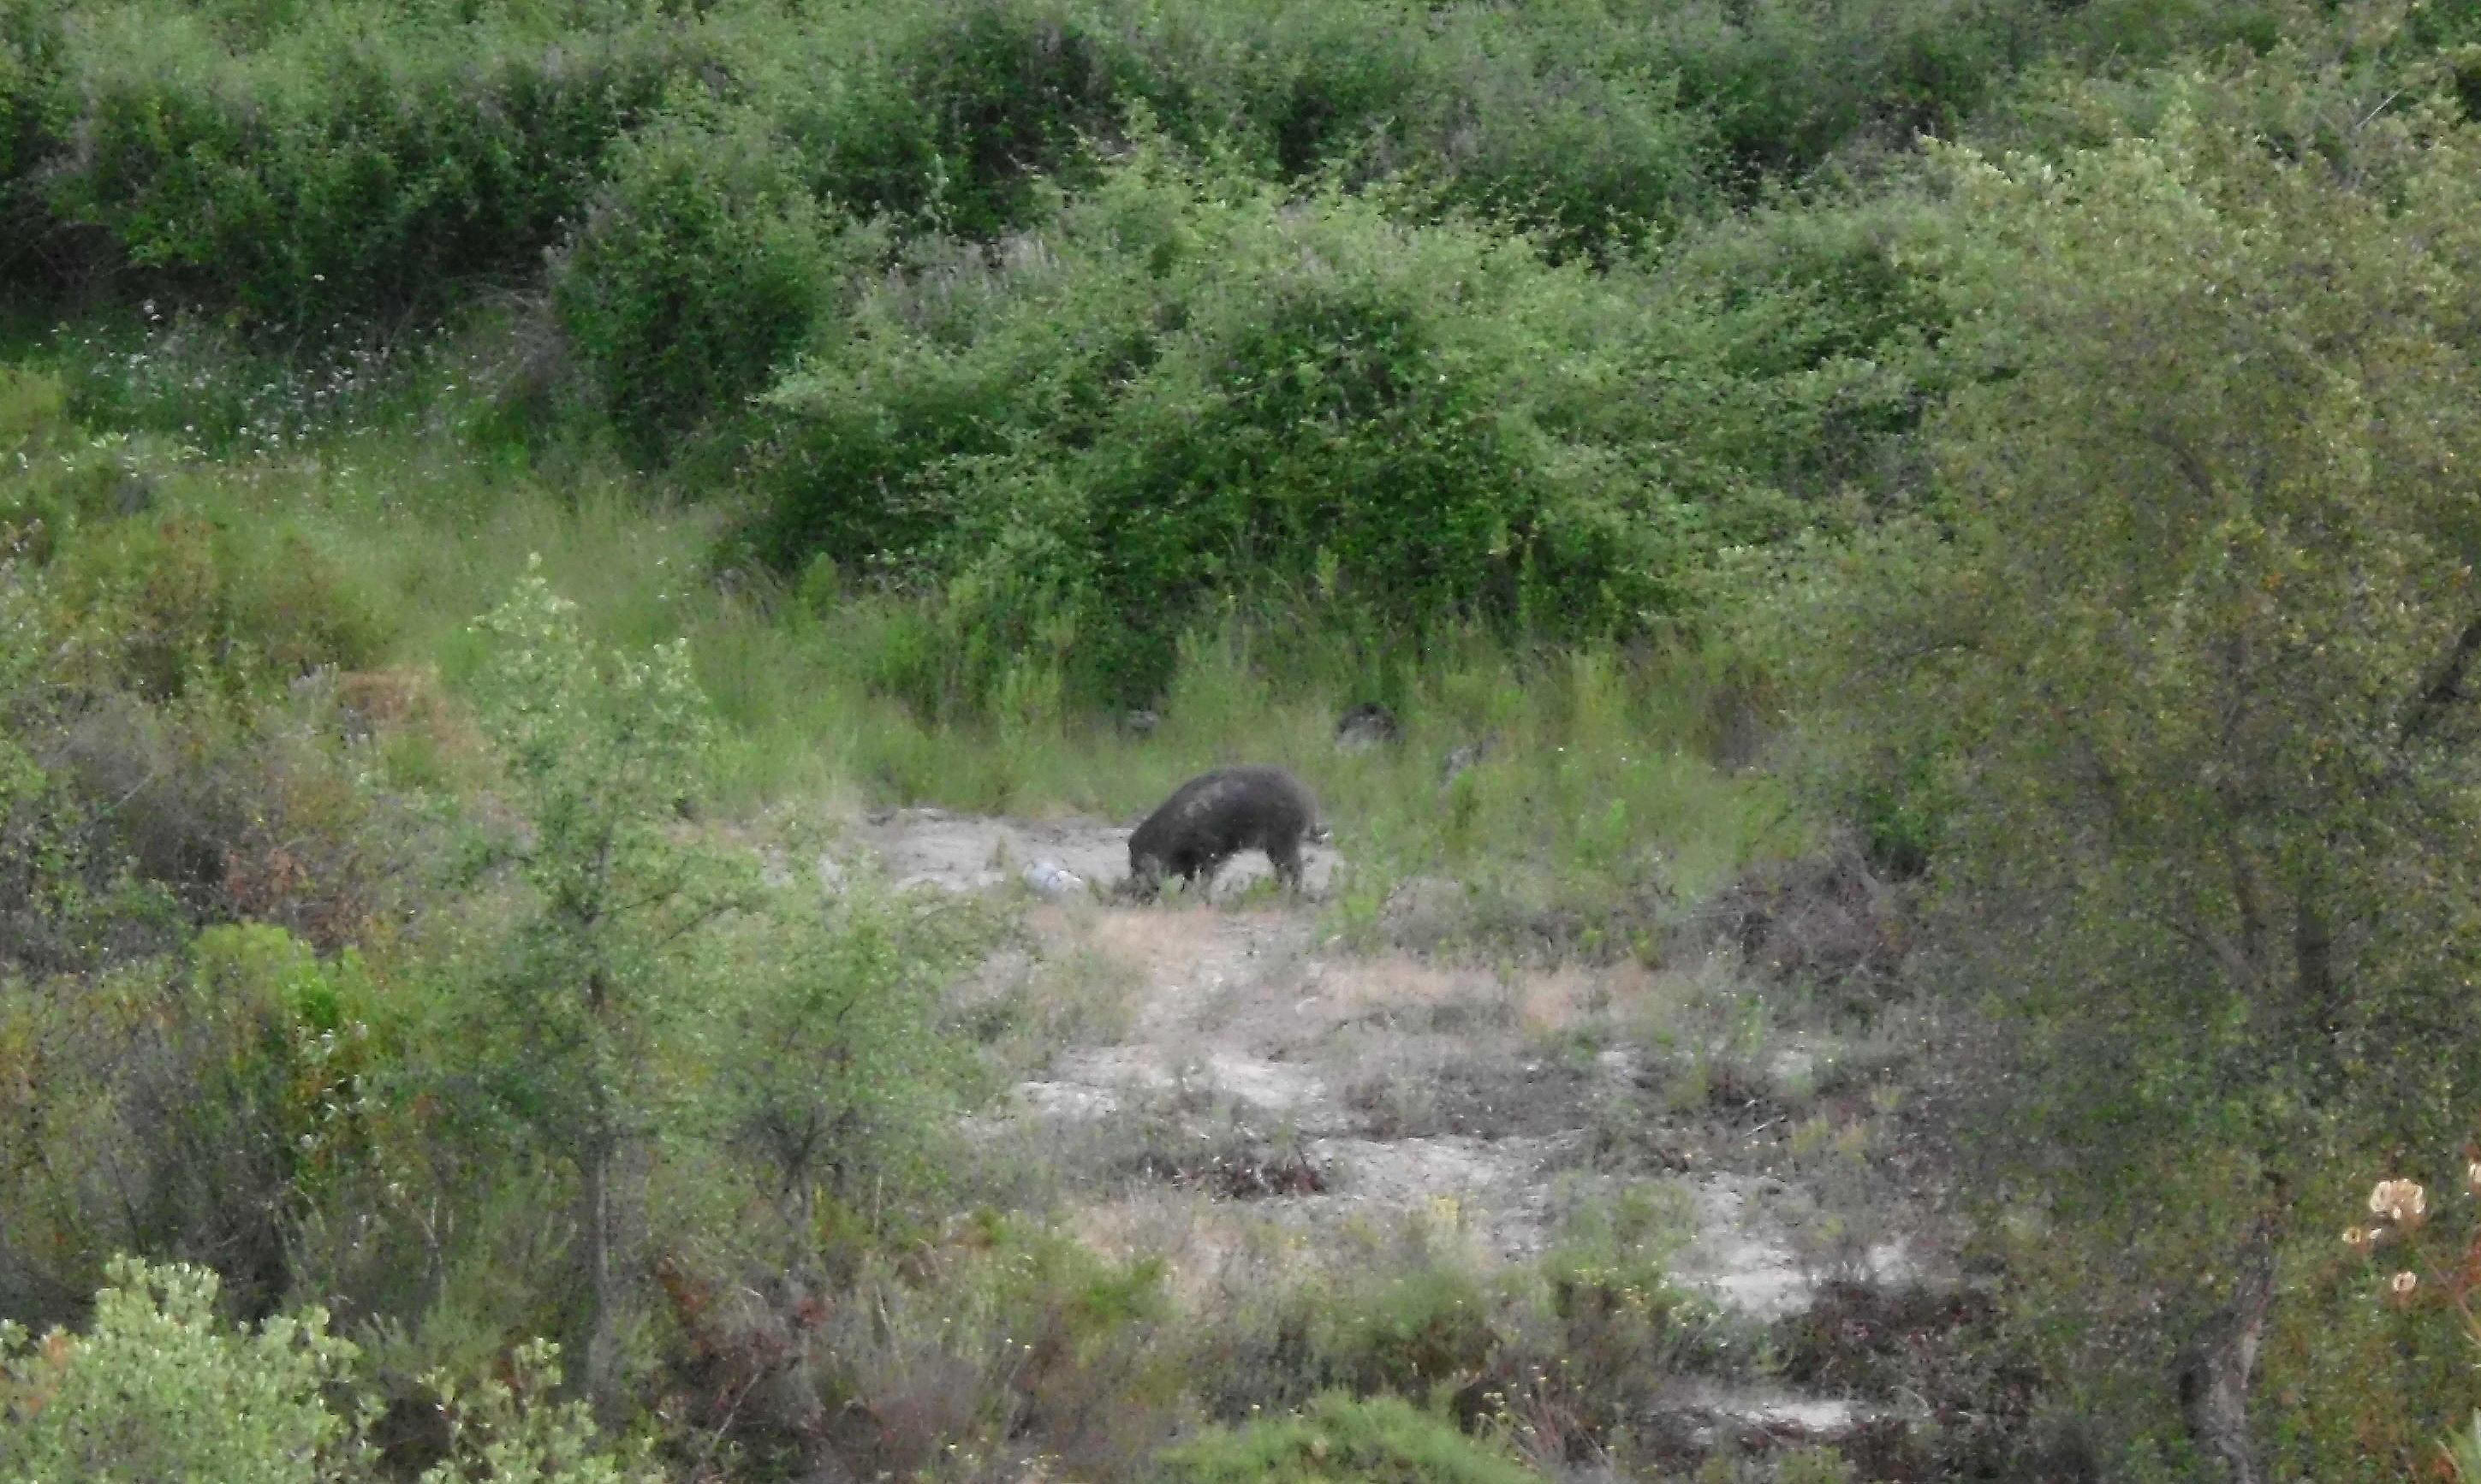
left=850, top=809, right=1961, bottom=1469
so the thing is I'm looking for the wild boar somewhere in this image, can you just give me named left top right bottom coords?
left=1127, top=766, right=1324, bottom=899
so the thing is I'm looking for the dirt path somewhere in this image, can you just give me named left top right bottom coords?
left=845, top=807, right=1940, bottom=1451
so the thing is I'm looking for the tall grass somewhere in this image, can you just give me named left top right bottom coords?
left=12, top=315, right=1798, bottom=940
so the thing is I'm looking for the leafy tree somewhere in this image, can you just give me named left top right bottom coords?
left=1759, top=46, right=2481, bottom=1475
left=466, top=559, right=756, bottom=1418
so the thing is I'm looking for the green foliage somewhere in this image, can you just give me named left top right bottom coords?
left=0, top=565, right=144, bottom=972
left=554, top=102, right=883, bottom=466
left=0, top=377, right=391, bottom=694
left=759, top=1216, right=1184, bottom=1482
left=1136, top=0, right=1722, bottom=252
left=0, top=924, right=390, bottom=1322
left=1321, top=1267, right=1502, bottom=1398
left=0, top=1256, right=363, bottom=1484
left=696, top=876, right=991, bottom=1232
left=45, top=511, right=389, bottom=698
left=1158, top=1392, right=1549, bottom=1484
left=753, top=139, right=1810, bottom=703
left=461, top=557, right=757, bottom=1404
left=1661, top=0, right=2029, bottom=177
left=1755, top=40, right=2481, bottom=1472
left=1771, top=1446, right=1860, bottom=1484
left=806, top=0, right=1144, bottom=238
left=188, top=923, right=390, bottom=1187
left=0, top=367, right=118, bottom=565
left=418, top=1339, right=661, bottom=1484
left=468, top=557, right=735, bottom=999
left=0, top=1261, right=657, bottom=1484
left=0, top=0, right=62, bottom=278
left=39, top=1, right=700, bottom=320
left=15, top=0, right=2477, bottom=341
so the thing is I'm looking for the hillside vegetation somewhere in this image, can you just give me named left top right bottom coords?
left=6, top=0, right=2481, bottom=1479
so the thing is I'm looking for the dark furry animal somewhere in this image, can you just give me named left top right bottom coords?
left=1334, top=702, right=1401, bottom=751
left=1127, top=766, right=1324, bottom=899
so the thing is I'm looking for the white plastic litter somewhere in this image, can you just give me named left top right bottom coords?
left=1020, top=859, right=1085, bottom=899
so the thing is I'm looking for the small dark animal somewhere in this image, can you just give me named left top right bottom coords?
left=1127, top=766, right=1324, bottom=900
left=1334, top=702, right=1401, bottom=751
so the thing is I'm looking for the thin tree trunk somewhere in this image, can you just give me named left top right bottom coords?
left=584, top=1120, right=622, bottom=1427
left=2294, top=897, right=2335, bottom=1031
left=2176, top=1213, right=2277, bottom=1484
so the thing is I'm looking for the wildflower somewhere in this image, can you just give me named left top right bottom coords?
left=2466, top=1159, right=2481, bottom=1196
left=2343, top=1226, right=2377, bottom=1255
left=2389, top=1270, right=2420, bottom=1308
left=2371, top=1178, right=2429, bottom=1226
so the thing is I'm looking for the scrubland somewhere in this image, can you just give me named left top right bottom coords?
left=6, top=0, right=2481, bottom=1478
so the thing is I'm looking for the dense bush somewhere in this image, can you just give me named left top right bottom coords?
left=0, top=925, right=390, bottom=1326
left=753, top=144, right=1851, bottom=704
left=1757, top=43, right=2481, bottom=1475
left=0, top=1259, right=657, bottom=1484
left=800, top=0, right=1146, bottom=238
left=39, top=2, right=703, bottom=320
left=0, top=466, right=409, bottom=972
left=553, top=104, right=881, bottom=466
left=1659, top=0, right=2035, bottom=178
left=747, top=137, right=1947, bottom=707
left=0, top=0, right=62, bottom=282
left=0, top=1257, right=361, bottom=1483
left=43, top=512, right=389, bottom=697
left=1139, top=0, right=1721, bottom=252
left=15, top=0, right=2473, bottom=339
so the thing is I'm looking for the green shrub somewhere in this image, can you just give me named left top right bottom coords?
left=555, top=103, right=879, bottom=466
left=754, top=142, right=1679, bottom=705
left=1176, top=0, right=1437, bottom=177
left=753, top=137, right=1951, bottom=710
left=43, top=3, right=703, bottom=320
left=0, top=522, right=408, bottom=968
left=418, top=1338, right=662, bottom=1484
left=45, top=511, right=388, bottom=698
left=1659, top=0, right=2032, bottom=178
left=1158, top=1392, right=1549, bottom=1484
left=1112, top=0, right=1720, bottom=252
left=0, top=1259, right=653, bottom=1484
left=0, top=565, right=180, bottom=976
left=456, top=561, right=775, bottom=1408
left=806, top=0, right=1143, bottom=238
left=688, top=870, right=998, bottom=1249
left=720, top=1218, right=1183, bottom=1482
left=0, top=367, right=110, bottom=564
left=0, top=923, right=393, bottom=1323
left=0, top=0, right=63, bottom=282
left=0, top=1256, right=363, bottom=1484
left=1322, top=1267, right=1503, bottom=1398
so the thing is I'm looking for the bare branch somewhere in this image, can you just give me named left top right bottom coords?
left=2399, top=612, right=2481, bottom=746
